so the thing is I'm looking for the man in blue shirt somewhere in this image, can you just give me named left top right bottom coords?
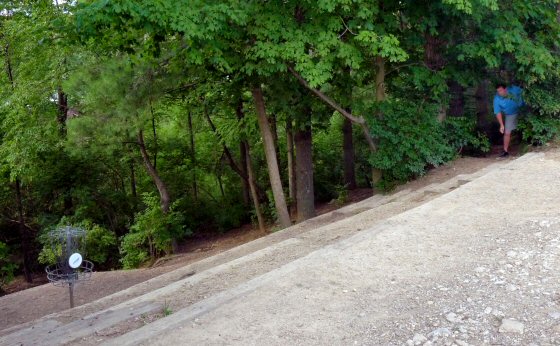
left=493, top=83, right=525, bottom=157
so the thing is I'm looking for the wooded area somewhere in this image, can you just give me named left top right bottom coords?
left=1, top=0, right=559, bottom=292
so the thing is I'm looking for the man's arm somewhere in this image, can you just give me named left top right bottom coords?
left=496, top=112, right=505, bottom=134
left=493, top=97, right=505, bottom=134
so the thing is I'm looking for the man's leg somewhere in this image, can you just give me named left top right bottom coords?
left=503, top=114, right=518, bottom=154
left=504, top=132, right=511, bottom=152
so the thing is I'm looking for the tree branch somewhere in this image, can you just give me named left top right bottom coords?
left=287, top=66, right=377, bottom=151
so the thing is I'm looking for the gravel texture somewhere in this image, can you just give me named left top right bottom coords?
left=111, top=151, right=560, bottom=345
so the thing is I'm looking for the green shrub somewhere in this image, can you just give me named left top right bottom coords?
left=84, top=222, right=118, bottom=267
left=368, top=100, right=455, bottom=185
left=37, top=219, right=118, bottom=268
left=0, top=242, right=17, bottom=290
left=120, top=193, right=190, bottom=269
left=518, top=114, right=560, bottom=145
left=443, top=116, right=490, bottom=154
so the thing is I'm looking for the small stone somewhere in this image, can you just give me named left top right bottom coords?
left=484, top=307, right=492, bottom=314
left=423, top=342, right=433, bottom=346
left=506, top=284, right=517, bottom=291
left=548, top=312, right=560, bottom=319
left=507, top=251, right=517, bottom=258
left=474, top=266, right=486, bottom=273
left=429, top=327, right=452, bottom=339
left=446, top=312, right=460, bottom=323
left=413, top=333, right=428, bottom=345
left=499, top=319, right=524, bottom=334
left=406, top=340, right=414, bottom=346
left=455, top=340, right=469, bottom=346
left=343, top=290, right=349, bottom=293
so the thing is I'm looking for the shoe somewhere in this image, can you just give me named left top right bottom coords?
left=498, top=151, right=509, bottom=158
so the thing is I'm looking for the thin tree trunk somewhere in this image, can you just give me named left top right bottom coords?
left=15, top=178, right=32, bottom=283
left=235, top=100, right=268, bottom=203
left=375, top=56, right=386, bottom=102
left=150, top=103, right=158, bottom=170
left=342, top=118, right=357, bottom=190
left=372, top=56, right=387, bottom=185
left=237, top=103, right=252, bottom=206
left=57, top=87, right=68, bottom=135
left=270, top=113, right=281, bottom=170
left=130, top=160, right=137, bottom=199
left=286, top=119, right=297, bottom=216
left=137, top=130, right=171, bottom=213
left=239, top=139, right=250, bottom=206
left=187, top=111, right=198, bottom=201
left=295, top=114, right=315, bottom=222
left=205, top=104, right=267, bottom=202
left=244, top=141, right=266, bottom=233
left=130, top=159, right=137, bottom=213
left=252, top=86, right=291, bottom=228
left=217, top=174, right=225, bottom=197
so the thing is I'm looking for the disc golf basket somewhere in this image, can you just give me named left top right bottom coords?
left=45, top=226, right=94, bottom=308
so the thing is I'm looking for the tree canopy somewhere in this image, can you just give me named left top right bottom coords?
left=0, top=0, right=559, bottom=287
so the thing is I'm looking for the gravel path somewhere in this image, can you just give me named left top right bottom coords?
left=110, top=151, right=560, bottom=345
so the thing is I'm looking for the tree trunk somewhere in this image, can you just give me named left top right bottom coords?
left=57, top=87, right=68, bottom=135
left=244, top=141, right=266, bottom=233
left=342, top=118, right=357, bottom=190
left=187, top=111, right=198, bottom=201
left=239, top=139, right=250, bottom=206
left=474, top=80, right=492, bottom=138
left=217, top=174, right=225, bottom=197
left=252, top=86, right=291, bottom=229
left=424, top=33, right=446, bottom=72
left=137, top=130, right=171, bottom=213
left=150, top=104, right=158, bottom=170
left=15, top=178, right=32, bottom=283
left=270, top=113, right=281, bottom=170
left=372, top=56, right=387, bottom=186
left=295, top=115, right=315, bottom=222
left=375, top=56, right=386, bottom=102
left=448, top=80, right=465, bottom=117
left=286, top=119, right=297, bottom=216
left=235, top=100, right=269, bottom=203
left=130, top=160, right=137, bottom=199
left=475, top=80, right=489, bottom=128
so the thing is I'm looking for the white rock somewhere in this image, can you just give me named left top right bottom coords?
left=455, top=340, right=469, bottom=346
left=507, top=250, right=517, bottom=258
left=484, top=307, right=492, bottom=314
left=474, top=266, right=486, bottom=273
left=423, top=342, right=433, bottom=346
left=499, top=319, right=524, bottom=334
left=446, top=312, right=460, bottom=323
left=429, top=327, right=451, bottom=339
left=406, top=340, right=414, bottom=346
left=548, top=312, right=560, bottom=319
left=412, top=333, right=427, bottom=345
left=506, top=284, right=517, bottom=291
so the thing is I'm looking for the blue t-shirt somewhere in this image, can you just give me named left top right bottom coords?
left=493, top=85, right=525, bottom=116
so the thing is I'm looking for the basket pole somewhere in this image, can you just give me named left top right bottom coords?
left=69, top=282, right=74, bottom=308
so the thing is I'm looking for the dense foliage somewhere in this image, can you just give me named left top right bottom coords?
left=0, top=0, right=559, bottom=288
